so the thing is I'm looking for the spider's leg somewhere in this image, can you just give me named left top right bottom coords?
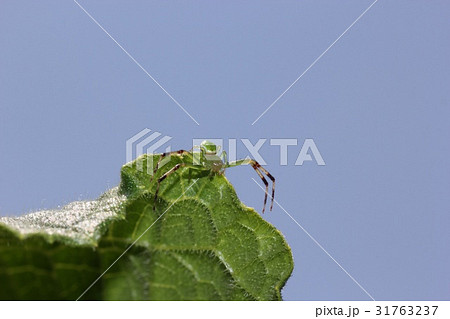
left=153, top=163, right=186, bottom=211
left=219, top=150, right=228, bottom=174
left=252, top=165, right=269, bottom=213
left=220, top=150, right=228, bottom=164
left=150, top=153, right=167, bottom=184
left=226, top=159, right=276, bottom=212
left=254, top=164, right=276, bottom=211
left=150, top=150, right=190, bottom=183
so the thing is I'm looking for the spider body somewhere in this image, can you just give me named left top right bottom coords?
left=196, top=140, right=226, bottom=174
left=151, top=140, right=275, bottom=214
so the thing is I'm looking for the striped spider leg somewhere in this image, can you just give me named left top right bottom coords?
left=149, top=149, right=191, bottom=184
left=225, top=158, right=275, bottom=213
left=150, top=149, right=198, bottom=211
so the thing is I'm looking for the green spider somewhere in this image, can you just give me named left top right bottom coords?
left=150, top=140, right=275, bottom=214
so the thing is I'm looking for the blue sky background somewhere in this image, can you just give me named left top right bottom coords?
left=1, top=1, right=449, bottom=300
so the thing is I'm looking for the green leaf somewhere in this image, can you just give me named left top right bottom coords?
left=0, top=154, right=293, bottom=300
